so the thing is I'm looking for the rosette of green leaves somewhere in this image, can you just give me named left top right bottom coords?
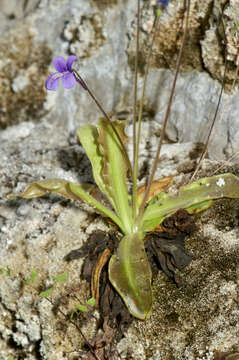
left=8, top=119, right=239, bottom=319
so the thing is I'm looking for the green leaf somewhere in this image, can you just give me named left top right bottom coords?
left=68, top=183, right=125, bottom=232
left=70, top=310, right=76, bottom=319
left=7, top=179, right=92, bottom=201
left=0, top=268, right=3, bottom=275
left=52, top=273, right=68, bottom=283
left=86, top=297, right=96, bottom=307
left=39, top=288, right=53, bottom=298
left=185, top=199, right=213, bottom=214
left=70, top=302, right=90, bottom=318
left=141, top=173, right=239, bottom=231
left=76, top=303, right=88, bottom=313
left=109, top=232, right=152, bottom=319
left=8, top=178, right=125, bottom=233
left=6, top=266, right=11, bottom=277
left=8, top=179, right=124, bottom=231
left=25, top=269, right=37, bottom=284
left=7, top=357, right=14, bottom=360
left=77, top=124, right=116, bottom=209
left=98, top=118, right=133, bottom=234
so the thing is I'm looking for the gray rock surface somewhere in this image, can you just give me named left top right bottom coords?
left=0, top=0, right=239, bottom=156
left=1, top=0, right=239, bottom=359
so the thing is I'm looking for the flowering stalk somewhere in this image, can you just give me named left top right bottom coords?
left=134, top=8, right=160, bottom=216
left=72, top=69, right=133, bottom=180
left=45, top=56, right=133, bottom=180
left=132, top=0, right=140, bottom=223
left=132, top=0, right=170, bottom=225
left=136, top=0, right=191, bottom=226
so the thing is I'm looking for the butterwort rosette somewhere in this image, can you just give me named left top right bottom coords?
left=45, top=56, right=78, bottom=90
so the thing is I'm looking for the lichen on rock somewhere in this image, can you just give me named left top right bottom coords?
left=93, top=0, right=118, bottom=10
left=128, top=0, right=239, bottom=89
left=127, top=0, right=213, bottom=74
left=0, top=23, right=51, bottom=129
left=201, top=0, right=239, bottom=87
left=63, top=12, right=106, bottom=59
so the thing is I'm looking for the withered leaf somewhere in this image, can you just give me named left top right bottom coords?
left=91, top=248, right=111, bottom=307
left=214, top=352, right=239, bottom=360
left=146, top=209, right=195, bottom=285
left=137, top=176, right=173, bottom=205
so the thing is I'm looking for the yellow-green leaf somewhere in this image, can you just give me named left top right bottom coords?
left=98, top=118, right=133, bottom=234
left=25, top=269, right=37, bottom=285
left=86, top=297, right=96, bottom=307
left=52, top=273, right=67, bottom=283
left=76, top=304, right=88, bottom=313
left=39, top=288, right=53, bottom=298
left=109, top=232, right=152, bottom=319
left=141, top=173, right=239, bottom=232
left=6, top=266, right=11, bottom=277
left=77, top=124, right=116, bottom=209
left=8, top=179, right=125, bottom=232
left=8, top=179, right=95, bottom=201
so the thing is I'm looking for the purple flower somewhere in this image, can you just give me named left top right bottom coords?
left=45, top=56, right=77, bottom=90
left=157, top=0, right=170, bottom=9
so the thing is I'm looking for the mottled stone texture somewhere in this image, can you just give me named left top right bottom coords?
left=201, top=0, right=239, bottom=85
left=0, top=24, right=51, bottom=128
left=1, top=0, right=239, bottom=155
left=0, top=0, right=239, bottom=359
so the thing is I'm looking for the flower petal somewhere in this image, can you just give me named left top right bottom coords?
left=157, top=0, right=170, bottom=9
left=45, top=72, right=60, bottom=90
left=67, top=55, right=77, bottom=72
left=61, top=72, right=77, bottom=89
left=53, top=57, right=67, bottom=72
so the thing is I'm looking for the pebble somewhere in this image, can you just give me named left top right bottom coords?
left=16, top=203, right=31, bottom=217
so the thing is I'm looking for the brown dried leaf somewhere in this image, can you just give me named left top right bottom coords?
left=146, top=209, right=195, bottom=285
left=137, top=176, right=173, bottom=205
left=214, top=352, right=239, bottom=360
left=91, top=248, right=111, bottom=307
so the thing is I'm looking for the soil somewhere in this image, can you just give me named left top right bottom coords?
left=64, top=209, right=196, bottom=359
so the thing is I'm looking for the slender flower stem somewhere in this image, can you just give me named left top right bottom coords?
left=190, top=13, right=229, bottom=182
left=136, top=0, right=191, bottom=227
left=134, top=12, right=159, bottom=209
left=136, top=14, right=159, bottom=157
left=73, top=69, right=133, bottom=180
left=190, top=59, right=228, bottom=182
left=132, top=0, right=140, bottom=223
left=211, top=58, right=239, bottom=176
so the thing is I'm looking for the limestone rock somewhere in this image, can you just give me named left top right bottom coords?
left=1, top=0, right=239, bottom=359
left=201, top=0, right=239, bottom=84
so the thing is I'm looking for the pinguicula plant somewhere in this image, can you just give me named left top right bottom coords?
left=8, top=0, right=239, bottom=319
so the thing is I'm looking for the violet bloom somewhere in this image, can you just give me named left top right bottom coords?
left=45, top=56, right=77, bottom=90
left=157, top=0, right=170, bottom=10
